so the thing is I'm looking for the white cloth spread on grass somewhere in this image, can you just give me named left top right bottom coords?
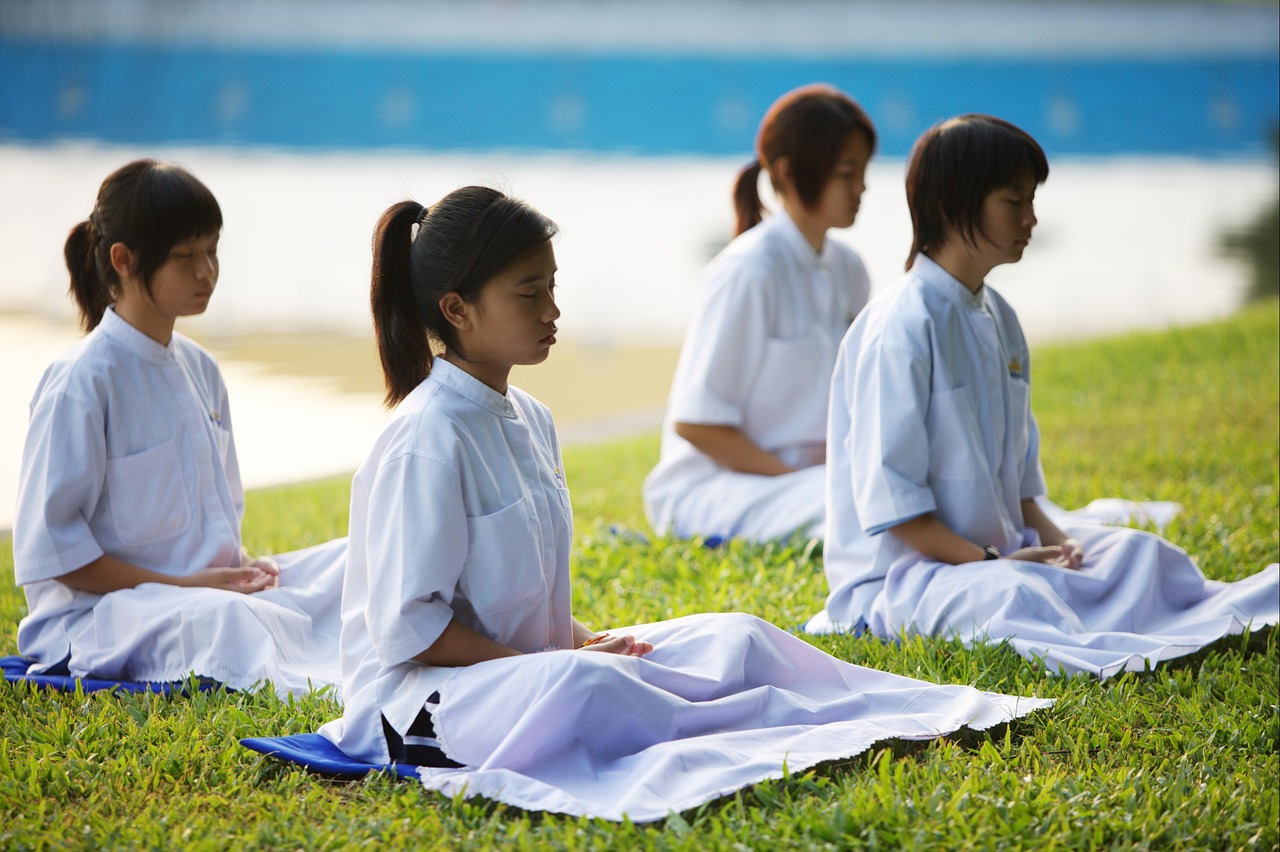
left=13, top=308, right=346, bottom=695
left=809, top=255, right=1279, bottom=677
left=643, top=211, right=870, bottom=542
left=415, top=613, right=1050, bottom=822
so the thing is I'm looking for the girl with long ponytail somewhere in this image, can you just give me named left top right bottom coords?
left=312, top=184, right=1050, bottom=821
left=644, top=83, right=877, bottom=544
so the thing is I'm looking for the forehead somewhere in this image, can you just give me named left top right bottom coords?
left=491, top=240, right=557, bottom=286
left=173, top=230, right=221, bottom=245
left=997, top=170, right=1038, bottom=194
left=837, top=131, right=872, bottom=162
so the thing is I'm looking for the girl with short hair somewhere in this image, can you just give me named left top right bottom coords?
left=814, top=115, right=1278, bottom=676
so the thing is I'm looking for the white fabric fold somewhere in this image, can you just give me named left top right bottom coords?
left=415, top=612, right=1052, bottom=822
left=48, top=536, right=347, bottom=696
left=809, top=525, right=1278, bottom=679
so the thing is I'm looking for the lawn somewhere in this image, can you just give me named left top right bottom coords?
left=1, top=302, right=1276, bottom=850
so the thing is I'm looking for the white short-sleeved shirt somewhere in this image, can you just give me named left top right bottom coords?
left=824, top=255, right=1047, bottom=622
left=643, top=211, right=870, bottom=534
left=320, top=359, right=574, bottom=763
left=13, top=307, right=244, bottom=662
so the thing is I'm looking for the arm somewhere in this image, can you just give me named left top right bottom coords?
left=887, top=512, right=1078, bottom=567
left=411, top=619, right=524, bottom=667
left=409, top=616, right=652, bottom=666
left=673, top=422, right=794, bottom=476
left=60, top=553, right=278, bottom=595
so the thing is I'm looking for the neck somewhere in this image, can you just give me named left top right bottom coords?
left=112, top=297, right=175, bottom=345
left=778, top=196, right=826, bottom=254
left=924, top=242, right=990, bottom=294
left=442, top=349, right=509, bottom=395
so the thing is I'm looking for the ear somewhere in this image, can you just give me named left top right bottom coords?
left=771, top=156, right=794, bottom=196
left=438, top=291, right=474, bottom=332
left=109, top=242, right=135, bottom=279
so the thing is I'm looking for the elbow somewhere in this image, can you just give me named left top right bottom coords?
left=673, top=421, right=698, bottom=444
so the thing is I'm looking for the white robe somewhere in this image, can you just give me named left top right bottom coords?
left=12, top=308, right=346, bottom=695
left=810, top=256, right=1279, bottom=678
left=643, top=211, right=870, bottom=542
left=320, top=360, right=1052, bottom=821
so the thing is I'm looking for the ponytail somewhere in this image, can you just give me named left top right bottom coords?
left=732, top=161, right=765, bottom=237
left=371, top=200, right=433, bottom=407
left=64, top=216, right=112, bottom=332
left=369, top=187, right=559, bottom=408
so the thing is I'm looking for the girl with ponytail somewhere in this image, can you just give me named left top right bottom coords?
left=313, top=185, right=1050, bottom=820
left=13, top=160, right=347, bottom=695
left=644, top=83, right=877, bottom=544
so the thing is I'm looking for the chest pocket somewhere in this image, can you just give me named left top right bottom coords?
left=1005, top=378, right=1033, bottom=467
left=211, top=424, right=232, bottom=467
left=460, top=497, right=548, bottom=615
left=105, top=439, right=192, bottom=546
left=749, top=333, right=833, bottom=444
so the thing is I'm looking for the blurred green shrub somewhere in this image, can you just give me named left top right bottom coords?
left=1219, top=128, right=1279, bottom=302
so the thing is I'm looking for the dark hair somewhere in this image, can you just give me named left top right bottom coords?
left=64, top=159, right=222, bottom=332
left=732, top=83, right=876, bottom=237
left=370, top=186, right=559, bottom=406
left=904, top=114, right=1049, bottom=270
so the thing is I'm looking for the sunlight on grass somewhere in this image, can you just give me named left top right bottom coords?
left=1, top=302, right=1276, bottom=849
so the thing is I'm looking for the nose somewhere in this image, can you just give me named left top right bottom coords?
left=196, top=253, right=217, bottom=282
left=543, top=294, right=560, bottom=323
left=1025, top=203, right=1037, bottom=229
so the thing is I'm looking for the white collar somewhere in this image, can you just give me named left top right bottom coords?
left=912, top=254, right=988, bottom=311
left=431, top=358, right=517, bottom=419
left=99, top=307, right=176, bottom=364
left=769, top=209, right=832, bottom=273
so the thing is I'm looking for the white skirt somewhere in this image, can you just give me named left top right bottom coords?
left=860, top=526, right=1278, bottom=679
left=59, top=537, right=347, bottom=696
left=660, top=464, right=827, bottom=542
left=416, top=612, right=1052, bottom=822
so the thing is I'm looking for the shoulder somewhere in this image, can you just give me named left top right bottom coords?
left=387, top=379, right=467, bottom=458
left=29, top=329, right=116, bottom=410
left=857, top=271, right=936, bottom=340
left=703, top=219, right=788, bottom=295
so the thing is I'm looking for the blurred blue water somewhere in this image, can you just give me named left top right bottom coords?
left=2, top=41, right=1276, bottom=158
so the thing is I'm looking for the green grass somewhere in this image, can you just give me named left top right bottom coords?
left=2, top=302, right=1277, bottom=850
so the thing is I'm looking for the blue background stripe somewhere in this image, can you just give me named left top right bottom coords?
left=1, top=39, right=1276, bottom=156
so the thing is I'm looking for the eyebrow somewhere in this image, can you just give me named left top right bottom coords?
left=514, top=270, right=557, bottom=286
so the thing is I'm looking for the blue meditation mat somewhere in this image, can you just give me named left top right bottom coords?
left=1, top=655, right=219, bottom=695
left=241, top=733, right=420, bottom=779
